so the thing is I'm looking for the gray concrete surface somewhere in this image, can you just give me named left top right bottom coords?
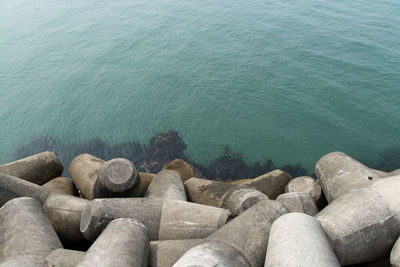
left=0, top=151, right=63, bottom=185
left=145, top=170, right=186, bottom=201
left=43, top=192, right=89, bottom=244
left=159, top=200, right=231, bottom=240
left=45, top=249, right=85, bottom=267
left=173, top=240, right=250, bottom=267
left=0, top=172, right=51, bottom=207
left=42, top=177, right=78, bottom=196
left=239, top=170, right=292, bottom=199
left=276, top=192, right=319, bottom=216
left=316, top=175, right=400, bottom=265
left=315, top=151, right=387, bottom=202
left=149, top=239, right=205, bottom=267
left=80, top=197, right=164, bottom=241
left=76, top=218, right=149, bottom=267
left=0, top=197, right=62, bottom=266
left=264, top=213, right=340, bottom=267
left=69, top=154, right=138, bottom=199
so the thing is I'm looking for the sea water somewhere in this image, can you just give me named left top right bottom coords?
left=1, top=0, right=400, bottom=176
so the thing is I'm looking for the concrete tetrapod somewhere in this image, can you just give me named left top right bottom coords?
left=285, top=176, right=324, bottom=208
left=264, top=213, right=340, bottom=267
left=0, top=197, right=63, bottom=266
left=69, top=153, right=138, bottom=200
left=0, top=172, right=51, bottom=207
left=80, top=197, right=164, bottom=241
left=158, top=200, right=231, bottom=240
left=42, top=177, right=78, bottom=196
left=80, top=198, right=230, bottom=241
left=45, top=249, right=85, bottom=267
left=149, top=239, right=205, bottom=267
left=276, top=192, right=319, bottom=216
left=43, top=192, right=90, bottom=244
left=316, top=175, right=400, bottom=265
left=391, top=237, right=400, bottom=267
left=162, top=159, right=199, bottom=181
left=76, top=218, right=149, bottom=267
left=174, top=241, right=250, bottom=267
left=174, top=199, right=288, bottom=267
left=131, top=172, right=156, bottom=197
left=145, top=170, right=187, bottom=201
left=0, top=151, right=63, bottom=185
left=238, top=170, right=292, bottom=199
left=315, top=151, right=388, bottom=202
left=185, top=178, right=268, bottom=216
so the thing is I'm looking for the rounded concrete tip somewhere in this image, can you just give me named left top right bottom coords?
left=80, top=204, right=93, bottom=235
left=100, top=158, right=138, bottom=193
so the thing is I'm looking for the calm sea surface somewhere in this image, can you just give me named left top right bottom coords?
left=1, top=0, right=400, bottom=173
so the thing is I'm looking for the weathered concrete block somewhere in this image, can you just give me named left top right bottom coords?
left=80, top=198, right=231, bottom=242
left=238, top=170, right=292, bottom=199
left=276, top=192, right=319, bottom=216
left=222, top=187, right=268, bottom=216
left=45, top=249, right=85, bottom=267
left=162, top=159, right=198, bottom=181
left=69, top=154, right=138, bottom=200
left=42, top=177, right=78, bottom=196
left=185, top=177, right=268, bottom=216
left=264, top=213, right=340, bottom=267
left=391, top=237, right=400, bottom=267
left=145, top=170, right=186, bottom=201
left=229, top=178, right=252, bottom=185
left=80, top=198, right=163, bottom=241
left=43, top=192, right=89, bottom=244
left=175, top=199, right=288, bottom=267
left=159, top=200, right=231, bottom=240
left=0, top=197, right=63, bottom=266
left=315, top=151, right=387, bottom=202
left=0, top=151, right=63, bottom=185
left=129, top=172, right=155, bottom=197
left=174, top=240, right=250, bottom=267
left=76, top=218, right=149, bottom=267
left=0, top=172, right=51, bottom=207
left=285, top=176, right=322, bottom=204
left=149, top=239, right=205, bottom=267
left=316, top=175, right=400, bottom=265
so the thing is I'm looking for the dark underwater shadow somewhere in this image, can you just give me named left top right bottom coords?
left=13, top=130, right=313, bottom=180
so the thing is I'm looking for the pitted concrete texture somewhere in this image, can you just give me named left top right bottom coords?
left=76, top=218, right=149, bottom=267
left=316, top=175, right=400, bottom=265
left=42, top=177, right=78, bottom=196
left=264, top=213, right=340, bottom=267
left=149, top=239, right=205, bottom=267
left=159, top=200, right=231, bottom=240
left=173, top=240, right=250, bottom=267
left=315, top=151, right=388, bottom=202
left=43, top=192, right=89, bottom=243
left=0, top=172, right=51, bottom=207
left=45, top=249, right=85, bottom=267
left=239, top=170, right=292, bottom=200
left=80, top=197, right=164, bottom=241
left=0, top=151, right=63, bottom=185
left=0, top=197, right=62, bottom=266
left=276, top=192, right=319, bottom=216
left=145, top=169, right=187, bottom=201
left=285, top=176, right=322, bottom=203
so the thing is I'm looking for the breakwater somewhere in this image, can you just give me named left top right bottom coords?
left=1, top=150, right=400, bottom=266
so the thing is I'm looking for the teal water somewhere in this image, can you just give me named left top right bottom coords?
left=1, top=0, right=400, bottom=174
